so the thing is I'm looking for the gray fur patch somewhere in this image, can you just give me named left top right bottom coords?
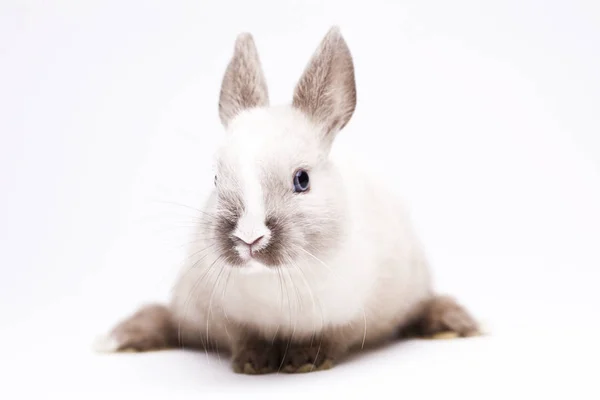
left=219, top=33, right=270, bottom=127
left=292, top=27, right=356, bottom=139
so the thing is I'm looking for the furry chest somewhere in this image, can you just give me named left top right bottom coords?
left=220, top=267, right=369, bottom=337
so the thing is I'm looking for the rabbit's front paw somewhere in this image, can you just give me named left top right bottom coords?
left=232, top=339, right=280, bottom=374
left=280, top=344, right=335, bottom=373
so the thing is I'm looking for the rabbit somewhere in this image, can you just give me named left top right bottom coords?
left=95, top=26, right=480, bottom=374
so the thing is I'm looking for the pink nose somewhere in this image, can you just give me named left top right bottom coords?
left=233, top=235, right=265, bottom=255
left=240, top=235, right=264, bottom=247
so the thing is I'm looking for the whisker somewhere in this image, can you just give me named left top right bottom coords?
left=178, top=254, right=223, bottom=354
left=152, top=200, right=217, bottom=218
left=297, top=247, right=336, bottom=276
left=128, top=212, right=216, bottom=227
left=288, top=268, right=303, bottom=313
left=147, top=221, right=214, bottom=231
left=287, top=252, right=327, bottom=371
left=271, top=266, right=285, bottom=345
left=170, top=245, right=218, bottom=293
left=277, top=266, right=293, bottom=374
left=221, top=267, right=234, bottom=344
left=207, top=261, right=227, bottom=365
left=169, top=237, right=218, bottom=251
left=299, top=246, right=368, bottom=350
left=291, top=259, right=320, bottom=324
left=293, top=258, right=324, bottom=335
left=278, top=266, right=299, bottom=374
left=181, top=242, right=217, bottom=264
left=311, top=336, right=323, bottom=373
left=361, top=307, right=367, bottom=350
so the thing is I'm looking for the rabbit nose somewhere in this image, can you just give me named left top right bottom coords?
left=233, top=234, right=266, bottom=256
left=235, top=235, right=265, bottom=247
left=233, top=211, right=270, bottom=254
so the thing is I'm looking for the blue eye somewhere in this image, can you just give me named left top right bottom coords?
left=293, top=169, right=310, bottom=193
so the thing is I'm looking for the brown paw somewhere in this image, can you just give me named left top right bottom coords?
left=404, top=295, right=481, bottom=339
left=232, top=341, right=280, bottom=375
left=427, top=295, right=480, bottom=337
left=280, top=344, right=336, bottom=373
left=94, top=304, right=176, bottom=353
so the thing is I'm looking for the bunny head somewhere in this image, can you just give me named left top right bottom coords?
left=212, top=27, right=356, bottom=268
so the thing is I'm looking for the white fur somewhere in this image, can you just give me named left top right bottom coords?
left=169, top=107, right=433, bottom=348
left=92, top=334, right=119, bottom=353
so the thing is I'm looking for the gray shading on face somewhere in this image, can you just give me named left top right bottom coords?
left=212, top=154, right=344, bottom=268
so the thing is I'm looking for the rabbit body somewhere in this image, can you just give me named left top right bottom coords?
left=169, top=106, right=433, bottom=352
left=98, top=27, right=479, bottom=374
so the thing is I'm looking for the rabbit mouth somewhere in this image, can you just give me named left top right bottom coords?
left=228, top=236, right=290, bottom=267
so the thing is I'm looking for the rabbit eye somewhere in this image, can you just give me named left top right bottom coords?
left=214, top=175, right=217, bottom=186
left=293, top=169, right=310, bottom=193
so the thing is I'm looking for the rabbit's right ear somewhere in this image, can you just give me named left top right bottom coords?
left=219, top=33, right=269, bottom=128
left=293, top=27, right=356, bottom=142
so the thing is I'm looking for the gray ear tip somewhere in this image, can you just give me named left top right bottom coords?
left=328, top=25, right=342, bottom=36
left=234, top=32, right=256, bottom=51
left=236, top=32, right=254, bottom=41
left=323, top=26, right=351, bottom=51
left=325, top=26, right=344, bottom=41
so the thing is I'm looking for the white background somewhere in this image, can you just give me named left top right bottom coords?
left=1, top=0, right=599, bottom=398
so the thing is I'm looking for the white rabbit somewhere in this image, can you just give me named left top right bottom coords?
left=96, top=26, right=480, bottom=374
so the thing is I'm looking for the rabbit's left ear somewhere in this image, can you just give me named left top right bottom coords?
left=293, top=26, right=356, bottom=141
left=219, top=33, right=270, bottom=128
